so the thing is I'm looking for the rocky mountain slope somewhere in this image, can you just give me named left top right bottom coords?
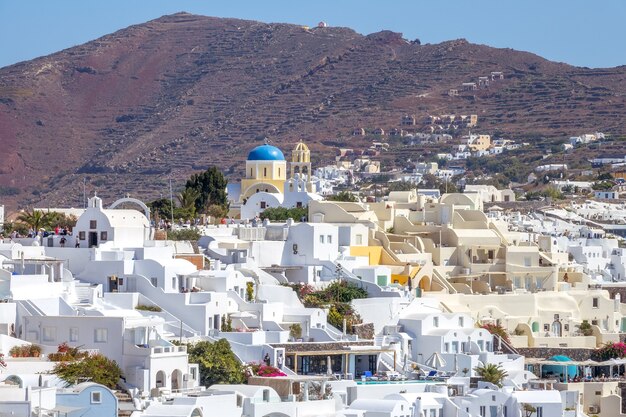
left=0, top=12, right=625, bottom=209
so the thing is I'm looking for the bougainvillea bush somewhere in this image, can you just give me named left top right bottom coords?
left=246, top=362, right=287, bottom=378
left=594, top=342, right=626, bottom=361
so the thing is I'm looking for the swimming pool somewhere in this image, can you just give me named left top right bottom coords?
left=356, top=379, right=430, bottom=385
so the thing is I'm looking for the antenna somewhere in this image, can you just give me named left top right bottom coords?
left=169, top=178, right=174, bottom=227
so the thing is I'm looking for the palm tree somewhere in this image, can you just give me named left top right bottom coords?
left=474, top=363, right=508, bottom=387
left=17, top=209, right=52, bottom=232
left=177, top=188, right=200, bottom=219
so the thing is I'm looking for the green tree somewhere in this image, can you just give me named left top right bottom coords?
left=206, top=204, right=229, bottom=223
left=17, top=209, right=52, bottom=231
left=388, top=181, right=415, bottom=192
left=52, top=353, right=122, bottom=388
left=148, top=198, right=174, bottom=221
left=185, top=167, right=228, bottom=213
left=474, top=363, right=508, bottom=387
left=327, top=191, right=359, bottom=202
left=186, top=339, right=245, bottom=386
left=177, top=188, right=201, bottom=219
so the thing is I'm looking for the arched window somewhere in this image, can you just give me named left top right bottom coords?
left=264, top=167, right=267, bottom=177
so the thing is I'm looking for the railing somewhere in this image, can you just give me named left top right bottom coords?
left=151, top=345, right=187, bottom=355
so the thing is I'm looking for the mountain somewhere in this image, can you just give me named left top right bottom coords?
left=0, top=12, right=625, bottom=209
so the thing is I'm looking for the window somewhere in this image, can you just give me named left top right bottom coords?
left=69, top=327, right=79, bottom=342
left=479, top=406, right=486, bottom=417
left=42, top=326, right=56, bottom=342
left=355, top=234, right=363, bottom=245
left=524, top=257, right=531, bottom=267
left=433, top=317, right=439, bottom=327
left=458, top=317, right=464, bottom=326
left=592, top=297, right=599, bottom=308
left=94, top=328, right=108, bottom=343
left=262, top=389, right=270, bottom=402
left=444, top=342, right=449, bottom=352
left=492, top=395, right=496, bottom=401
left=536, top=406, right=543, bottom=417
left=503, top=406, right=508, bottom=417
left=151, top=277, right=158, bottom=287
left=327, top=235, right=332, bottom=244
left=544, top=324, right=549, bottom=332
left=319, top=235, right=325, bottom=244
left=296, top=201, right=303, bottom=208
left=260, top=201, right=267, bottom=209
left=278, top=168, right=281, bottom=176
left=430, top=410, right=436, bottom=417
left=79, top=231, right=86, bottom=241
left=89, top=220, right=97, bottom=229
left=263, top=167, right=267, bottom=177
left=250, top=168, right=253, bottom=177
left=100, top=231, right=108, bottom=241
left=91, top=391, right=102, bottom=404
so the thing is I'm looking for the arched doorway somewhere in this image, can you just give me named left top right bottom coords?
left=171, top=369, right=183, bottom=391
left=551, top=320, right=562, bottom=337
left=155, top=370, right=166, bottom=388
left=4, top=375, right=23, bottom=388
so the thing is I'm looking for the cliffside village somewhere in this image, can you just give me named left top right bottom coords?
left=2, top=141, right=626, bottom=417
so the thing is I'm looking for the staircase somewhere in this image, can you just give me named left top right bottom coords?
left=115, top=391, right=136, bottom=417
left=73, top=284, right=93, bottom=304
left=495, top=335, right=520, bottom=355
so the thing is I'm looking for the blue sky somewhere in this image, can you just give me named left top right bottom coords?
left=1, top=0, right=624, bottom=69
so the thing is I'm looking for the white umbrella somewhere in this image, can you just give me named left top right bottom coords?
left=425, top=352, right=447, bottom=370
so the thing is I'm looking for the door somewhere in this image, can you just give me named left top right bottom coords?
left=88, top=232, right=98, bottom=248
left=108, top=276, right=118, bottom=292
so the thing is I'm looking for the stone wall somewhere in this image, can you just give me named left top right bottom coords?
left=517, top=347, right=595, bottom=361
left=271, top=340, right=373, bottom=353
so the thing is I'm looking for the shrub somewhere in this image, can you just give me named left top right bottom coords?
left=595, top=342, right=626, bottom=360
left=261, top=206, right=308, bottom=221
left=246, top=282, right=254, bottom=302
left=578, top=320, right=593, bottom=336
left=246, top=362, right=286, bottom=378
left=186, top=339, right=246, bottom=386
left=221, top=315, right=233, bottom=332
left=289, top=323, right=302, bottom=340
left=135, top=304, right=162, bottom=312
left=167, top=228, right=201, bottom=241
left=53, top=353, right=122, bottom=388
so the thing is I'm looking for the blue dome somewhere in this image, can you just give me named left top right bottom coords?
left=247, top=144, right=285, bottom=161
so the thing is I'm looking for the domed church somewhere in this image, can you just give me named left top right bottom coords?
left=240, top=143, right=288, bottom=201
left=226, top=140, right=322, bottom=219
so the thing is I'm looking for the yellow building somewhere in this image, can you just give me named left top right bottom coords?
left=289, top=141, right=313, bottom=192
left=469, top=134, right=491, bottom=151
left=240, top=143, right=287, bottom=201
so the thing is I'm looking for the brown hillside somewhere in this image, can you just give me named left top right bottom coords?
left=0, top=12, right=625, bottom=209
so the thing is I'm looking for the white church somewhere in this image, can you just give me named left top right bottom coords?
left=227, top=141, right=324, bottom=219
